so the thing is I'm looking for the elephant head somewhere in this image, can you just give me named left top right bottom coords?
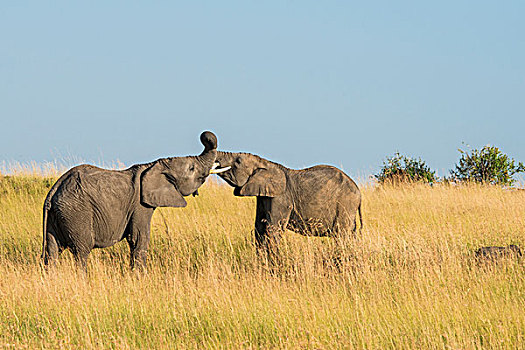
left=141, top=131, right=230, bottom=208
left=214, top=152, right=286, bottom=197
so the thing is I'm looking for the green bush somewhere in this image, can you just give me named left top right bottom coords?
left=449, top=145, right=525, bottom=186
left=375, top=152, right=438, bottom=184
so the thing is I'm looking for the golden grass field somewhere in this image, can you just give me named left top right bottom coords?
left=0, top=169, right=524, bottom=349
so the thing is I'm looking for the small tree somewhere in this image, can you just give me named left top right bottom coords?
left=375, top=152, right=438, bottom=184
left=449, top=145, right=525, bottom=186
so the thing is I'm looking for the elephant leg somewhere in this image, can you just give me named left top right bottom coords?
left=126, top=210, right=153, bottom=271
left=128, top=245, right=149, bottom=271
left=70, top=233, right=93, bottom=270
left=127, top=232, right=150, bottom=271
left=332, top=203, right=356, bottom=238
left=61, top=216, right=94, bottom=270
left=254, top=197, right=270, bottom=251
left=330, top=210, right=358, bottom=268
left=255, top=220, right=283, bottom=260
left=72, top=249, right=91, bottom=270
left=43, top=230, right=63, bottom=266
left=254, top=196, right=291, bottom=265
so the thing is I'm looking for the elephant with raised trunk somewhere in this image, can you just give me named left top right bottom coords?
left=214, top=151, right=362, bottom=256
left=41, top=131, right=230, bottom=269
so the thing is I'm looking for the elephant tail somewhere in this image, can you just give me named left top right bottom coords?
left=41, top=170, right=71, bottom=262
left=41, top=200, right=50, bottom=261
left=358, top=201, right=363, bottom=233
left=41, top=186, right=57, bottom=262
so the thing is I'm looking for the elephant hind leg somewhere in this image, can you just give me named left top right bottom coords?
left=331, top=201, right=360, bottom=237
left=328, top=214, right=358, bottom=271
left=71, top=248, right=91, bottom=270
left=43, top=231, right=63, bottom=266
left=59, top=213, right=95, bottom=270
left=67, top=230, right=94, bottom=271
left=331, top=215, right=355, bottom=237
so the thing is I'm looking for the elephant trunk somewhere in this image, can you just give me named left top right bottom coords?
left=200, top=149, right=217, bottom=170
left=198, top=131, right=218, bottom=170
left=215, top=151, right=236, bottom=168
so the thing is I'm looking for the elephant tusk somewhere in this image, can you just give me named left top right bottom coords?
left=211, top=162, right=220, bottom=170
left=210, top=166, right=231, bottom=174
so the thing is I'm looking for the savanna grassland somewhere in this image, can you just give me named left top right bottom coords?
left=0, top=169, right=524, bottom=349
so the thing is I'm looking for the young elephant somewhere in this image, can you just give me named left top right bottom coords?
left=214, top=151, right=362, bottom=255
left=42, top=131, right=230, bottom=269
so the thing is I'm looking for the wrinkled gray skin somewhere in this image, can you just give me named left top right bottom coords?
left=215, top=151, right=362, bottom=255
left=475, top=245, right=522, bottom=262
left=42, top=131, right=219, bottom=270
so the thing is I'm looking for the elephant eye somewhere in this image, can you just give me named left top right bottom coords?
left=189, top=165, right=195, bottom=172
left=235, top=157, right=242, bottom=164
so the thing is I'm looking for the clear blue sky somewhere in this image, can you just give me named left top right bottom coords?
left=1, top=1, right=524, bottom=179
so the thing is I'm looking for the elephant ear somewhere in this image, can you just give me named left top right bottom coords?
left=141, top=163, right=187, bottom=208
left=237, top=167, right=286, bottom=197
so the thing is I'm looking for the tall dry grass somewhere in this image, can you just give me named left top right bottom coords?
left=0, top=170, right=524, bottom=349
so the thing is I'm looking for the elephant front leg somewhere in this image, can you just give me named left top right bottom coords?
left=127, top=231, right=150, bottom=271
left=126, top=210, right=153, bottom=271
left=254, top=218, right=281, bottom=253
left=255, top=219, right=282, bottom=269
left=254, top=197, right=291, bottom=266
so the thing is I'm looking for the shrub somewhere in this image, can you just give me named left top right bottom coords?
left=449, top=145, right=525, bottom=186
left=375, top=152, right=438, bottom=184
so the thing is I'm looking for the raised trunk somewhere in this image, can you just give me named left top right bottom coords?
left=199, top=149, right=217, bottom=169
left=198, top=131, right=219, bottom=170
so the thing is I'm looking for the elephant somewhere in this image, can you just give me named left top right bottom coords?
left=214, top=151, right=362, bottom=257
left=41, top=131, right=231, bottom=269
